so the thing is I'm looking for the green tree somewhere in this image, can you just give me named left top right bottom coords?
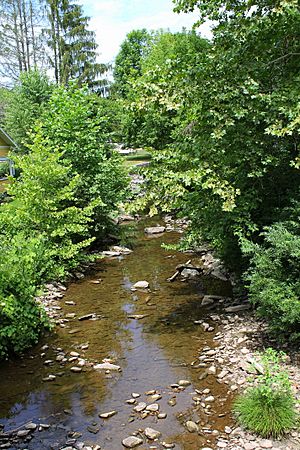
left=124, top=30, right=209, bottom=148
left=38, top=84, right=129, bottom=239
left=113, top=29, right=154, bottom=98
left=46, top=0, right=106, bottom=87
left=125, top=0, right=300, bottom=333
left=4, top=69, right=52, bottom=150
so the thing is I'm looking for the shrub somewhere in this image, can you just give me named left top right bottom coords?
left=0, top=233, right=52, bottom=358
left=1, top=129, right=95, bottom=273
left=242, top=218, right=300, bottom=337
left=39, top=84, right=129, bottom=239
left=234, top=349, right=297, bottom=438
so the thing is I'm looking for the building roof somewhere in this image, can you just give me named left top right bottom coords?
left=0, top=127, right=17, bottom=147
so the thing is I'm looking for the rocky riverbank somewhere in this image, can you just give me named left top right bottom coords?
left=1, top=219, right=300, bottom=450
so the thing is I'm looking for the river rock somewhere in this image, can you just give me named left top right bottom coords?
left=102, top=250, right=122, bottom=257
left=134, top=402, right=147, bottom=412
left=144, top=427, right=161, bottom=440
left=99, top=410, right=117, bottom=418
left=259, top=439, right=273, bottom=448
left=78, top=314, right=96, bottom=321
left=70, top=366, right=82, bottom=373
left=111, top=246, right=133, bottom=255
left=17, top=430, right=31, bottom=437
left=43, top=374, right=56, bottom=381
left=158, top=413, right=167, bottom=419
left=144, top=226, right=166, bottom=234
left=87, top=425, right=100, bottom=434
left=128, top=314, right=148, bottom=320
left=25, top=422, right=37, bottom=430
left=119, top=214, right=135, bottom=222
left=122, top=436, right=143, bottom=448
left=208, top=365, right=217, bottom=375
left=132, top=281, right=149, bottom=289
left=94, top=362, right=121, bottom=371
left=225, top=304, right=251, bottom=313
left=146, top=403, right=159, bottom=412
left=178, top=379, right=191, bottom=387
left=186, top=421, right=199, bottom=433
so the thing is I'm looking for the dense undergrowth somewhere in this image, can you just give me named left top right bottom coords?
left=0, top=78, right=128, bottom=359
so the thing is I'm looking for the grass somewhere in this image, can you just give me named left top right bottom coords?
left=124, top=149, right=152, bottom=162
left=234, top=386, right=297, bottom=438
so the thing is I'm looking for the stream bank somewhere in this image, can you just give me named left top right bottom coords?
left=0, top=218, right=299, bottom=450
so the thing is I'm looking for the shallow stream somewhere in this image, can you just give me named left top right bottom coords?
left=0, top=220, right=233, bottom=449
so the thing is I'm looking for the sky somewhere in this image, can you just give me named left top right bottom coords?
left=81, top=0, right=213, bottom=64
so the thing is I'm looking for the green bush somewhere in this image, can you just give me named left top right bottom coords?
left=0, top=234, right=52, bottom=358
left=0, top=161, right=9, bottom=178
left=234, top=349, right=296, bottom=438
left=0, top=83, right=129, bottom=359
left=242, top=218, right=300, bottom=337
left=39, top=84, right=129, bottom=239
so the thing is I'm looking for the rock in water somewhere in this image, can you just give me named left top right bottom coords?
left=122, top=436, right=143, bottom=448
left=99, top=410, right=117, bottom=419
left=134, top=402, right=147, bottom=412
left=132, top=281, right=149, bottom=289
left=144, top=226, right=166, bottom=234
left=186, top=421, right=199, bottom=433
left=144, top=427, right=161, bottom=440
left=93, top=362, right=121, bottom=371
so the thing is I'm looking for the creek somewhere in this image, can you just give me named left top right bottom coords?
left=0, top=219, right=233, bottom=450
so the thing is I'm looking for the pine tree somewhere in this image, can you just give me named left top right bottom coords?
left=46, top=0, right=106, bottom=88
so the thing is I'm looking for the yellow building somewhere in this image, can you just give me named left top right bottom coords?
left=0, top=127, right=17, bottom=181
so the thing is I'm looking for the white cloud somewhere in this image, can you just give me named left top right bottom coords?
left=82, top=0, right=213, bottom=64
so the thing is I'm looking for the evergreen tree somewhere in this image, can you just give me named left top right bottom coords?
left=46, top=0, right=106, bottom=88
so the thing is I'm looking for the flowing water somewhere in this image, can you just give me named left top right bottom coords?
left=0, top=220, right=234, bottom=450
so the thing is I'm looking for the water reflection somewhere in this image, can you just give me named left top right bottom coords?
left=0, top=220, right=233, bottom=449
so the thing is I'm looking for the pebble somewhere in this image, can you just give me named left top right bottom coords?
left=157, top=413, right=167, bottom=419
left=131, top=393, right=140, bottom=398
left=144, top=427, right=161, bottom=440
left=99, top=410, right=117, bottom=419
left=208, top=366, right=217, bottom=375
left=244, top=443, right=257, bottom=450
left=167, top=398, right=177, bottom=407
left=132, top=281, right=149, bottom=289
left=17, top=430, right=30, bottom=437
left=134, top=402, right=147, bottom=412
left=259, top=439, right=273, bottom=448
left=146, top=403, right=159, bottom=412
left=70, top=366, right=82, bottom=373
left=25, top=422, right=37, bottom=430
left=93, top=362, right=121, bottom=371
left=186, top=421, right=199, bottom=433
left=122, top=436, right=143, bottom=448
left=178, top=379, right=191, bottom=387
left=87, top=425, right=100, bottom=434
